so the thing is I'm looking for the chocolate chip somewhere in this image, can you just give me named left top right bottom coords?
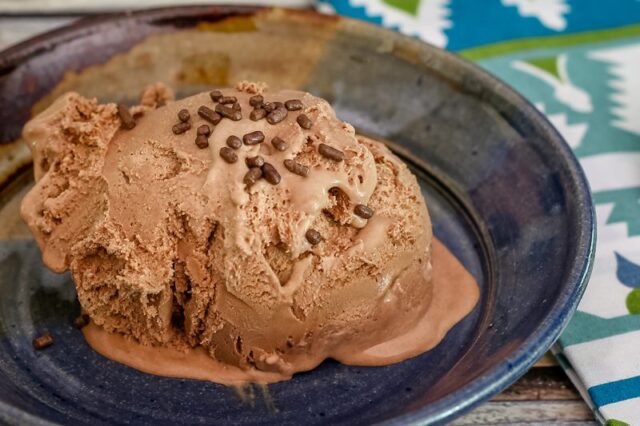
left=262, top=162, right=281, bottom=185
left=263, top=102, right=284, bottom=113
left=354, top=204, right=374, bottom=219
left=283, top=159, right=309, bottom=177
left=219, top=96, right=237, bottom=104
left=215, top=104, right=242, bottom=121
left=318, top=143, right=344, bottom=162
left=198, top=105, right=222, bottom=125
left=232, top=102, right=242, bottom=111
left=195, top=135, right=209, bottom=149
left=245, top=155, right=265, bottom=168
left=226, top=135, right=242, bottom=149
left=244, top=167, right=263, bottom=186
left=220, top=146, right=238, bottom=163
left=271, top=137, right=288, bottom=151
left=243, top=131, right=265, bottom=145
left=197, top=124, right=211, bottom=136
left=249, top=95, right=264, bottom=108
left=178, top=109, right=190, bottom=122
left=305, top=229, right=322, bottom=245
left=117, top=104, right=136, bottom=130
left=250, top=108, right=267, bottom=121
left=32, top=332, right=54, bottom=350
left=73, top=314, right=90, bottom=329
left=285, top=99, right=303, bottom=111
left=172, top=122, right=191, bottom=135
left=296, top=114, right=313, bottom=129
left=209, top=90, right=223, bottom=102
left=267, top=107, right=288, bottom=124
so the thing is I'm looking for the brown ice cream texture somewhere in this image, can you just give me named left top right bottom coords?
left=20, top=82, right=478, bottom=383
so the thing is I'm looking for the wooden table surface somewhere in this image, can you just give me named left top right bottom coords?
left=0, top=8, right=596, bottom=425
left=455, top=363, right=595, bottom=424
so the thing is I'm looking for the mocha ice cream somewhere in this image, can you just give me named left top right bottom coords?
left=20, top=82, right=478, bottom=383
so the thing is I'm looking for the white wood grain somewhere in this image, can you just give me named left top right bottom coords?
left=0, top=0, right=310, bottom=13
left=453, top=401, right=596, bottom=424
left=0, top=17, right=76, bottom=50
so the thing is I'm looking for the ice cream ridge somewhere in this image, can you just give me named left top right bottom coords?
left=21, top=82, right=479, bottom=384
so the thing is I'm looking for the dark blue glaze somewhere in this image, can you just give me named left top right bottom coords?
left=0, top=7, right=595, bottom=425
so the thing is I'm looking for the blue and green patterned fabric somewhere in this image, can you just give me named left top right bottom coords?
left=317, top=0, right=640, bottom=423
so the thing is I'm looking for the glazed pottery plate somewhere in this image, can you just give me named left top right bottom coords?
left=0, top=6, right=594, bottom=425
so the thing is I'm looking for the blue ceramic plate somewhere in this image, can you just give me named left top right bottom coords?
left=0, top=6, right=594, bottom=425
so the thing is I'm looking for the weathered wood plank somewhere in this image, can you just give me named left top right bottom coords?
left=0, top=17, right=76, bottom=50
left=453, top=366, right=594, bottom=423
left=534, top=351, right=559, bottom=367
left=494, top=367, right=582, bottom=401
left=0, top=0, right=309, bottom=14
left=453, top=401, right=596, bottom=424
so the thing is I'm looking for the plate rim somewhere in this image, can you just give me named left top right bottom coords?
left=0, top=6, right=596, bottom=425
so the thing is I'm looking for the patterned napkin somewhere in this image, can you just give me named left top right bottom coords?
left=317, top=1, right=640, bottom=424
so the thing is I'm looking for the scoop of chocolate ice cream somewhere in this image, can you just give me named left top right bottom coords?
left=21, top=82, right=433, bottom=380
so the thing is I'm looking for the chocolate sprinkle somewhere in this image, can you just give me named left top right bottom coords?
left=271, top=137, right=288, bottom=151
left=262, top=162, right=281, bottom=185
left=285, top=99, right=303, bottom=111
left=354, top=204, right=374, bottom=219
left=172, top=122, right=191, bottom=135
left=250, top=108, right=266, bottom=121
left=305, top=229, right=322, bottom=245
left=267, top=107, right=288, bottom=125
left=209, top=90, right=223, bottom=102
left=232, top=102, right=242, bottom=111
left=226, top=135, right=242, bottom=149
left=215, top=104, right=242, bottom=121
left=220, top=146, right=238, bottom=163
left=198, top=105, right=222, bottom=125
left=296, top=114, right=313, bottom=129
left=178, top=109, right=190, bottom=122
left=263, top=102, right=284, bottom=113
left=73, top=314, right=90, bottom=329
left=243, top=131, right=265, bottom=145
left=195, top=135, right=209, bottom=149
left=197, top=124, right=211, bottom=136
left=244, top=167, right=263, bottom=186
left=219, top=96, right=237, bottom=104
left=32, top=332, right=54, bottom=350
left=249, top=95, right=264, bottom=108
left=283, top=159, right=309, bottom=177
left=117, top=104, right=136, bottom=130
left=318, top=143, right=344, bottom=162
left=246, top=155, right=265, bottom=168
